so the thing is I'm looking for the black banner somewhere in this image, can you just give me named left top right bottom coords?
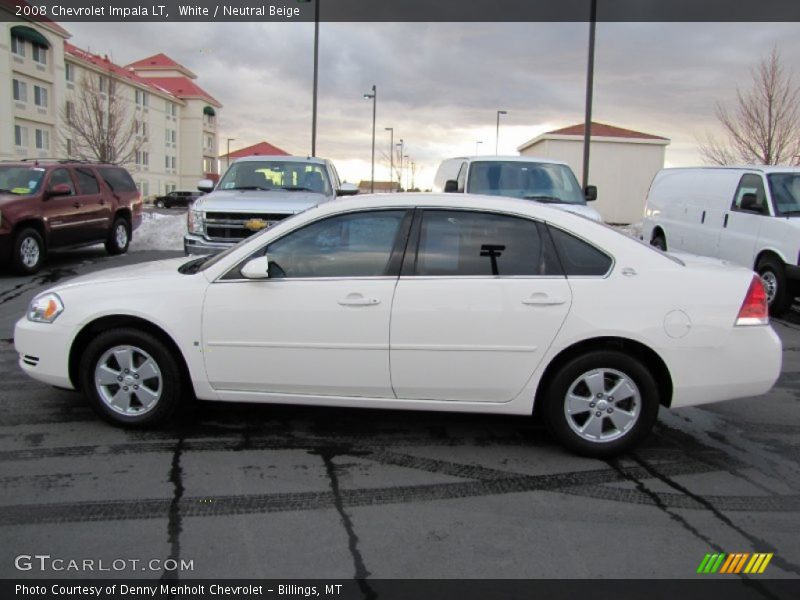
left=3, top=0, right=800, bottom=23
left=3, top=579, right=800, bottom=600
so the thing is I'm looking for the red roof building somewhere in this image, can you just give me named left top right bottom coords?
left=542, top=122, right=669, bottom=141
left=220, top=141, right=291, bottom=159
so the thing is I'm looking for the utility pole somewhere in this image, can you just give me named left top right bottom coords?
left=385, top=127, right=394, bottom=191
left=396, top=139, right=404, bottom=191
left=226, top=138, right=235, bottom=169
left=495, top=110, right=507, bottom=155
left=582, top=0, right=597, bottom=189
left=311, top=0, right=320, bottom=156
left=364, top=85, right=376, bottom=193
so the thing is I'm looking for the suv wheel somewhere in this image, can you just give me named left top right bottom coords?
left=79, top=328, right=183, bottom=427
left=650, top=232, right=667, bottom=251
left=106, top=216, right=130, bottom=255
left=12, top=228, right=45, bottom=275
left=155, top=199, right=165, bottom=208
left=541, top=350, right=660, bottom=457
left=757, top=256, right=792, bottom=317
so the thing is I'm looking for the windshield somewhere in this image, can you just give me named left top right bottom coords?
left=467, top=161, right=585, bottom=205
left=0, top=166, right=46, bottom=195
left=768, top=173, right=800, bottom=215
left=218, top=161, right=331, bottom=195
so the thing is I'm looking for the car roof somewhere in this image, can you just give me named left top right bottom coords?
left=443, top=156, right=571, bottom=167
left=232, top=155, right=326, bottom=165
left=661, top=166, right=800, bottom=175
left=0, top=161, right=118, bottom=169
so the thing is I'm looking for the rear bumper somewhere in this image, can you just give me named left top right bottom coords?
left=184, top=234, right=232, bottom=256
left=666, top=325, right=782, bottom=408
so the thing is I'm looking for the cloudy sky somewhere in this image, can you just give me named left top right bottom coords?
left=63, top=21, right=800, bottom=188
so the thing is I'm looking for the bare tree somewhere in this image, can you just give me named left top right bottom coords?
left=699, top=48, right=800, bottom=166
left=60, top=72, right=144, bottom=165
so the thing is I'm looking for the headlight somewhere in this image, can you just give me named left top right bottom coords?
left=27, top=293, right=64, bottom=323
left=188, top=209, right=204, bottom=234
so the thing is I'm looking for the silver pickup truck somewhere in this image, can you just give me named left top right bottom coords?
left=184, top=155, right=358, bottom=255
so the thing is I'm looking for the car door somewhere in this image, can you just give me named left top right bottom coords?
left=73, top=166, right=111, bottom=242
left=202, top=209, right=412, bottom=397
left=42, top=168, right=83, bottom=247
left=717, top=173, right=768, bottom=268
left=390, top=209, right=572, bottom=403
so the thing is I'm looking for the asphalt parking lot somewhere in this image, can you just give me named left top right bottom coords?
left=1, top=246, right=799, bottom=586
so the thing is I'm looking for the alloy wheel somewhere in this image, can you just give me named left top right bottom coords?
left=563, top=368, right=641, bottom=443
left=94, top=345, right=162, bottom=416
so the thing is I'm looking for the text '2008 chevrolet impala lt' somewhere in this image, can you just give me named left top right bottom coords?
left=14, top=194, right=782, bottom=456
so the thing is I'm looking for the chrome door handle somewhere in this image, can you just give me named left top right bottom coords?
left=338, top=294, right=381, bottom=306
left=522, top=293, right=566, bottom=306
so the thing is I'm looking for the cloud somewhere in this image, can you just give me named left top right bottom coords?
left=63, top=21, right=800, bottom=186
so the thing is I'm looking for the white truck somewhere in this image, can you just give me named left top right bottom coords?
left=433, top=156, right=602, bottom=221
left=642, top=166, right=800, bottom=316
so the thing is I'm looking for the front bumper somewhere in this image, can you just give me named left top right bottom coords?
left=184, top=234, right=233, bottom=256
left=14, top=317, right=75, bottom=389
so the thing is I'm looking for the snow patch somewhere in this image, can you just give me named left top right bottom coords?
left=130, top=211, right=186, bottom=252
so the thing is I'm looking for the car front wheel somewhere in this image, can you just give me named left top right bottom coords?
left=105, top=216, right=130, bottom=255
left=79, top=328, right=183, bottom=427
left=541, top=350, right=660, bottom=456
left=12, top=227, right=45, bottom=275
left=155, top=199, right=165, bottom=208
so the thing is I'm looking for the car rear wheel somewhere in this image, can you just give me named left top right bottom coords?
left=155, top=199, right=165, bottom=208
left=79, top=328, right=183, bottom=426
left=11, top=228, right=45, bottom=275
left=650, top=232, right=667, bottom=251
left=105, top=216, right=130, bottom=255
left=541, top=350, right=660, bottom=456
left=757, top=256, right=791, bottom=317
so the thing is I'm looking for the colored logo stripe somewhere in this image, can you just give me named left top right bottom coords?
left=697, top=553, right=726, bottom=573
left=697, top=552, right=773, bottom=574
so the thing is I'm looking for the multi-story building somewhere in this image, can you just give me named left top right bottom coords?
left=1, top=10, right=222, bottom=198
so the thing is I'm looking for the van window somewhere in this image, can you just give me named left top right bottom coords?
left=467, top=161, right=585, bottom=205
left=768, top=173, right=800, bottom=216
left=456, top=162, right=467, bottom=192
left=731, top=174, right=768, bottom=215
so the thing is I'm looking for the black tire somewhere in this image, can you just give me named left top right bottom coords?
left=11, top=227, right=45, bottom=275
left=155, top=199, right=165, bottom=208
left=79, top=328, right=183, bottom=427
left=757, top=256, right=792, bottom=317
left=650, top=232, right=667, bottom=251
left=105, top=216, right=130, bottom=255
left=541, top=350, right=660, bottom=457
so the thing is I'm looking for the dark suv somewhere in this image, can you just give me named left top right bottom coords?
left=0, top=160, right=142, bottom=274
left=153, top=190, right=203, bottom=209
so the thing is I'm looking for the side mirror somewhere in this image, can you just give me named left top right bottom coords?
left=337, top=182, right=360, bottom=196
left=584, top=185, right=598, bottom=202
left=444, top=179, right=459, bottom=193
left=197, top=179, right=215, bottom=193
left=241, top=256, right=270, bottom=280
left=47, top=183, right=72, bottom=197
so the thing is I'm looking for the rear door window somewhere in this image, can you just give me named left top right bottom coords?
left=74, top=167, right=100, bottom=194
left=548, top=226, right=613, bottom=276
left=99, top=167, right=137, bottom=193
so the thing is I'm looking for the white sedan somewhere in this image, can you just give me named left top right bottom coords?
left=14, top=194, right=782, bottom=456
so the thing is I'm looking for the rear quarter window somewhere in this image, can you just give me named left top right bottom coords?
left=548, top=226, right=613, bottom=276
left=98, top=167, right=137, bottom=193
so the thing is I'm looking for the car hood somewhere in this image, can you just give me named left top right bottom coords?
left=194, top=189, right=325, bottom=214
left=46, top=257, right=195, bottom=293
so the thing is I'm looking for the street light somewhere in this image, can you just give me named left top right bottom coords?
left=363, top=85, right=377, bottom=193
left=385, top=127, right=394, bottom=192
left=495, top=110, right=507, bottom=155
left=226, top=137, right=235, bottom=169
left=403, top=154, right=409, bottom=190
left=475, top=140, right=483, bottom=155
left=396, top=139, right=404, bottom=191
left=311, top=0, right=320, bottom=156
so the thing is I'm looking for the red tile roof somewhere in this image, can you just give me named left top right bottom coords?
left=64, top=42, right=175, bottom=97
left=221, top=141, right=290, bottom=158
left=1, top=0, right=70, bottom=36
left=125, top=53, right=196, bottom=77
left=547, top=122, right=668, bottom=140
left=140, top=76, right=221, bottom=107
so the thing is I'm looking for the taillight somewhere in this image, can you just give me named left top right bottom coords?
left=735, top=275, right=769, bottom=326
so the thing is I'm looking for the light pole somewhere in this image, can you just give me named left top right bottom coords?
left=403, top=154, right=409, bottom=190
left=396, top=139, right=404, bottom=191
left=410, top=161, right=415, bottom=191
left=495, top=110, right=507, bottom=155
left=475, top=140, right=483, bottom=155
left=311, top=0, right=320, bottom=156
left=363, top=85, right=376, bottom=193
left=582, top=0, right=597, bottom=189
left=226, top=138, right=235, bottom=169
left=385, top=127, right=394, bottom=192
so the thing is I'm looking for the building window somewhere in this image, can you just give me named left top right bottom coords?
left=206, top=135, right=214, bottom=152
left=66, top=138, right=72, bottom=156
left=35, top=129, right=50, bottom=150
left=99, top=77, right=107, bottom=94
left=11, top=36, right=25, bottom=57
left=171, top=129, right=176, bottom=143
left=65, top=63, right=75, bottom=82
left=171, top=156, right=176, bottom=169
left=165, top=129, right=171, bottom=144
left=14, top=125, right=28, bottom=147
left=203, top=157, right=215, bottom=173
left=32, top=45, right=47, bottom=65
left=12, top=79, right=28, bottom=102
left=136, top=151, right=149, bottom=167
left=34, top=85, right=48, bottom=108
left=66, top=100, right=75, bottom=123
left=135, top=89, right=149, bottom=107
left=135, top=121, right=148, bottom=138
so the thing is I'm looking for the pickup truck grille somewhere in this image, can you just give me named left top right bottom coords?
left=204, top=212, right=291, bottom=242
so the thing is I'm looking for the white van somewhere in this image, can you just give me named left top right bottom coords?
left=433, top=156, right=602, bottom=221
left=642, top=166, right=800, bottom=316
